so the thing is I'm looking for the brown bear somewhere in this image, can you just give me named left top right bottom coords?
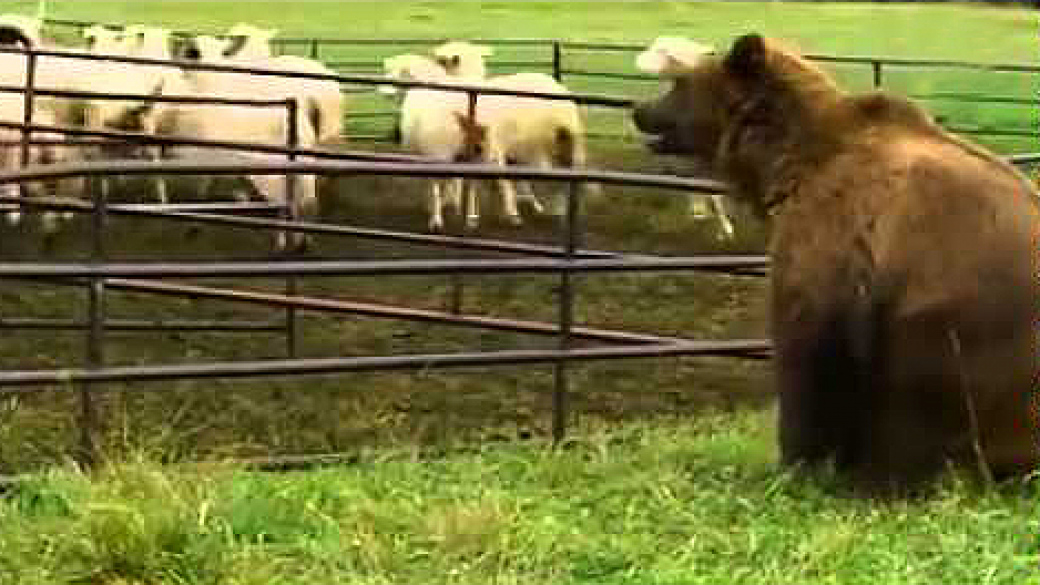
left=633, top=33, right=1040, bottom=494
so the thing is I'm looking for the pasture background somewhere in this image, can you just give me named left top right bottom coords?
left=0, top=0, right=1036, bottom=473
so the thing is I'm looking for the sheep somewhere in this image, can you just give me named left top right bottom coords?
left=460, top=71, right=597, bottom=227
left=0, top=92, right=83, bottom=231
left=431, top=41, right=493, bottom=80
left=161, top=34, right=320, bottom=250
left=217, top=25, right=345, bottom=145
left=381, top=54, right=472, bottom=231
left=427, top=43, right=556, bottom=222
left=635, top=36, right=735, bottom=240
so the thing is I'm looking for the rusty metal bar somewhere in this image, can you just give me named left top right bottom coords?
left=0, top=159, right=730, bottom=194
left=0, top=256, right=772, bottom=278
left=0, top=339, right=773, bottom=389
left=16, top=51, right=36, bottom=222
left=0, top=120, right=438, bottom=164
left=79, top=166, right=106, bottom=469
left=0, top=317, right=284, bottom=332
left=551, top=41, right=562, bottom=82
left=0, top=193, right=655, bottom=261
left=0, top=84, right=291, bottom=107
left=284, top=98, right=299, bottom=358
left=552, top=179, right=581, bottom=445
left=95, top=278, right=694, bottom=347
left=0, top=45, right=637, bottom=108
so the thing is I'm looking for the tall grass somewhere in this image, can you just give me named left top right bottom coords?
left=0, top=409, right=1036, bottom=584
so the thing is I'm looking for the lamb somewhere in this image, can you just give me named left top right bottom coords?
left=381, top=53, right=473, bottom=231
left=635, top=36, right=735, bottom=240
left=427, top=43, right=584, bottom=223
left=161, top=33, right=320, bottom=250
left=462, top=71, right=597, bottom=227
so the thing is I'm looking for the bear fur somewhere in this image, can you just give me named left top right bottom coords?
left=633, top=33, right=1040, bottom=495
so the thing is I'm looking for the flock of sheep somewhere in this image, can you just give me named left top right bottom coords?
left=0, top=14, right=736, bottom=250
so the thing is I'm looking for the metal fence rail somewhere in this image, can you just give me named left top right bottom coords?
left=26, top=18, right=1040, bottom=142
left=0, top=157, right=763, bottom=470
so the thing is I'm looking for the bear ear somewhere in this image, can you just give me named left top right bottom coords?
left=724, top=33, right=768, bottom=79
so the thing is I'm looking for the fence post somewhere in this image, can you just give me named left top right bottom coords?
left=310, top=39, right=320, bottom=60
left=552, top=173, right=580, bottom=446
left=447, top=89, right=480, bottom=315
left=551, top=41, right=562, bottom=82
left=284, top=97, right=299, bottom=358
left=79, top=156, right=108, bottom=470
left=872, top=60, right=883, bottom=88
left=17, top=49, right=36, bottom=224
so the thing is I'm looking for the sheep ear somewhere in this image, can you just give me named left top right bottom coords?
left=724, top=33, right=767, bottom=79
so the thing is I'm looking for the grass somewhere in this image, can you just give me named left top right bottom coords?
left=0, top=409, right=1037, bottom=584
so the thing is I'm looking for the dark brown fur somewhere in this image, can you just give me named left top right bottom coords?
left=633, top=34, right=1040, bottom=495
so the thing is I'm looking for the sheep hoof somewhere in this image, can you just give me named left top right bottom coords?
left=505, top=214, right=522, bottom=227
left=465, top=216, right=479, bottom=231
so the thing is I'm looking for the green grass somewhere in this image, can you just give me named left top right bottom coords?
left=0, top=409, right=1037, bottom=584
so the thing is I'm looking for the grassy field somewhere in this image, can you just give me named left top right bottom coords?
left=0, top=410, right=1037, bottom=584
left=0, top=2, right=1035, bottom=471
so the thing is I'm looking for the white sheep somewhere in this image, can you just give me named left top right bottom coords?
left=162, top=35, right=320, bottom=250
left=635, top=36, right=735, bottom=240
left=382, top=53, right=472, bottom=231
left=426, top=43, right=554, bottom=224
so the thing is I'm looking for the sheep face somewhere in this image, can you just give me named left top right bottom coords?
left=431, top=41, right=492, bottom=79
left=635, top=36, right=715, bottom=78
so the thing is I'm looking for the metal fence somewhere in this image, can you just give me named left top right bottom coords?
left=30, top=18, right=1040, bottom=144
left=0, top=19, right=1035, bottom=472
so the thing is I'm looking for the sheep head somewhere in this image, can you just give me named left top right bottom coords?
left=635, top=36, right=715, bottom=78
left=431, top=41, right=493, bottom=79
left=379, top=54, right=448, bottom=95
left=0, top=14, right=41, bottom=47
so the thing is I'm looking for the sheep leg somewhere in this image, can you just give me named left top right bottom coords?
left=2, top=183, right=20, bottom=225
left=445, top=177, right=463, bottom=211
left=463, top=179, right=481, bottom=231
left=489, top=153, right=520, bottom=226
left=517, top=180, right=545, bottom=214
left=428, top=180, right=445, bottom=232
left=709, top=194, right=736, bottom=240
left=688, top=194, right=712, bottom=218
